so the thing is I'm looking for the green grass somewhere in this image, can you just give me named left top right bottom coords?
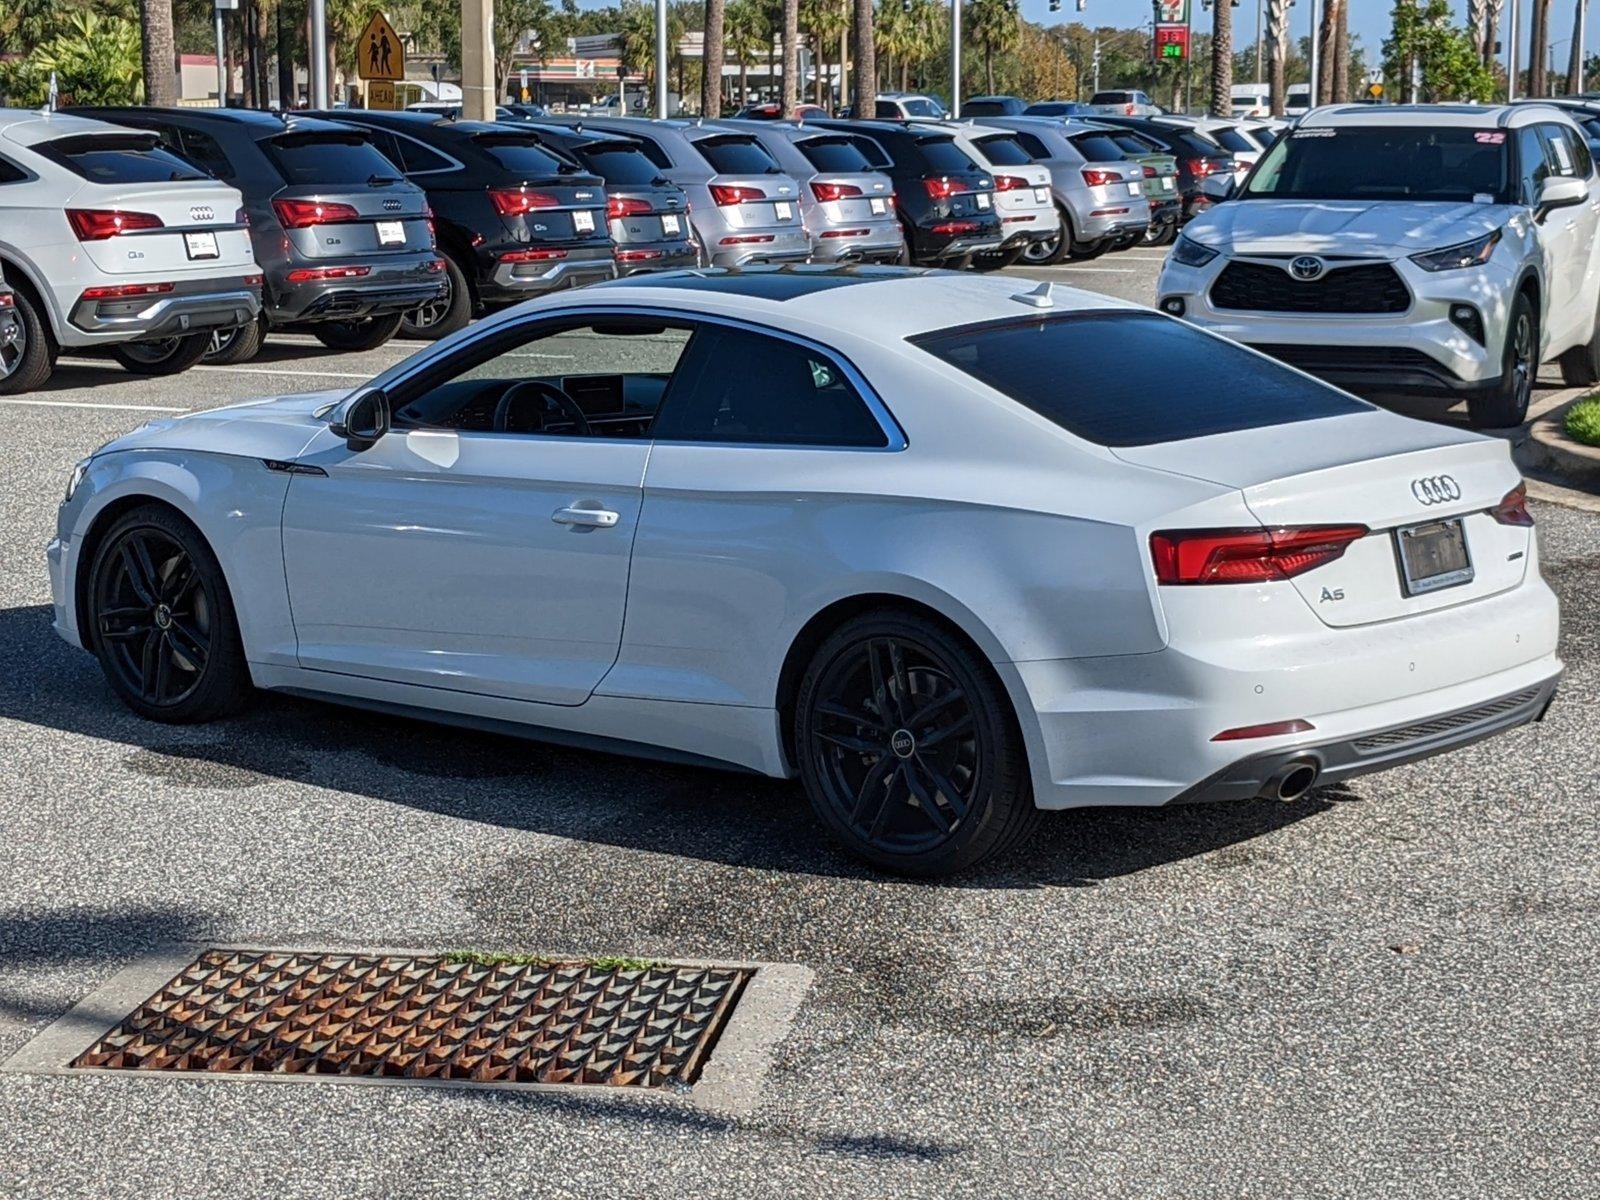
left=1566, top=395, right=1600, bottom=448
left=444, top=951, right=660, bottom=972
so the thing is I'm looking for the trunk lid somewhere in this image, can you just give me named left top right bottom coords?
left=68, top=180, right=254, bottom=277
left=688, top=131, right=806, bottom=232
left=1116, top=413, right=1533, bottom=627
left=606, top=181, right=694, bottom=244
left=262, top=131, right=433, bottom=261
left=806, top=170, right=896, bottom=226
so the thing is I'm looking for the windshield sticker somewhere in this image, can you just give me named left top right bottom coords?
left=1472, top=192, right=1495, bottom=204
left=1292, top=127, right=1336, bottom=137
left=1474, top=131, right=1507, bottom=144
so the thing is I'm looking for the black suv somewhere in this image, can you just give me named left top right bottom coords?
left=810, top=120, right=1001, bottom=266
left=75, top=108, right=442, bottom=362
left=505, top=122, right=698, bottom=273
left=315, top=111, right=613, bottom=338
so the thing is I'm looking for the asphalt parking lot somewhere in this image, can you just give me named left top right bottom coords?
left=2, top=255, right=1597, bottom=1198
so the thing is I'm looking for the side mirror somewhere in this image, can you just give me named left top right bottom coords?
left=329, top=388, right=390, bottom=451
left=1198, top=173, right=1234, bottom=203
left=1536, top=174, right=1588, bottom=220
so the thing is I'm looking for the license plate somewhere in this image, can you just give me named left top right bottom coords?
left=574, top=209, right=596, bottom=233
left=184, top=231, right=219, bottom=260
left=975, top=192, right=991, bottom=209
left=375, top=220, right=405, bottom=246
left=775, top=201, right=793, bottom=220
left=661, top=212, right=681, bottom=235
left=1395, top=517, right=1474, bottom=596
left=870, top=197, right=887, bottom=215
left=1034, top=187, right=1049, bottom=203
left=1127, top=182, right=1142, bottom=197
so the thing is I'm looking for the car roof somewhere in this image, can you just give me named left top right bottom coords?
left=319, top=110, right=509, bottom=137
left=497, top=120, right=637, bottom=147
left=77, top=107, right=361, bottom=141
left=0, top=108, right=140, bottom=146
left=1302, top=103, right=1572, bottom=129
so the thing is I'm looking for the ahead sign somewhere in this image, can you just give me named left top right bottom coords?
left=357, top=12, right=405, bottom=82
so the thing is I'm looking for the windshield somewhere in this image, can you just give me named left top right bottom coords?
left=900, top=97, right=946, bottom=117
left=1209, top=127, right=1259, bottom=153
left=478, top=136, right=580, bottom=176
left=917, top=137, right=982, bottom=173
left=1245, top=125, right=1512, bottom=203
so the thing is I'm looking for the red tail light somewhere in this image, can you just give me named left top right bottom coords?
left=67, top=209, right=164, bottom=241
left=273, top=198, right=360, bottom=228
left=923, top=176, right=960, bottom=200
left=1081, top=169, right=1119, bottom=187
left=930, top=220, right=980, bottom=235
left=500, top=247, right=568, bottom=262
left=1489, top=482, right=1535, bottom=527
left=1143, top=165, right=1157, bottom=178
left=1211, top=719, right=1316, bottom=742
left=488, top=188, right=560, bottom=216
left=78, top=282, right=175, bottom=300
left=1150, top=525, right=1369, bottom=585
left=285, top=266, right=372, bottom=282
left=709, top=183, right=765, bottom=206
left=811, top=180, right=863, bottom=201
left=235, top=207, right=250, bottom=226
left=1188, top=158, right=1213, bottom=178
left=607, top=195, right=652, bottom=219
left=993, top=175, right=1028, bottom=192
left=614, top=247, right=664, bottom=261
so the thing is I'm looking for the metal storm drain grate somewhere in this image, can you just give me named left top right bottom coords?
left=71, top=949, right=750, bottom=1089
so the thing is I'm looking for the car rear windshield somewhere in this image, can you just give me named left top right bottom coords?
left=1069, top=133, right=1129, bottom=162
left=695, top=135, right=782, bottom=174
left=1244, top=125, right=1512, bottom=203
left=910, top=312, right=1369, bottom=447
left=575, top=142, right=663, bottom=185
left=1025, top=103, right=1083, bottom=116
left=39, top=134, right=209, bottom=183
left=916, top=137, right=981, bottom=173
left=798, top=136, right=876, bottom=173
left=972, top=135, right=1033, bottom=166
left=1209, top=127, right=1259, bottom=153
left=476, top=135, right=580, bottom=176
left=263, top=134, right=402, bottom=185
left=1091, top=92, right=1134, bottom=104
left=899, top=97, right=944, bottom=117
left=1109, top=132, right=1161, bottom=156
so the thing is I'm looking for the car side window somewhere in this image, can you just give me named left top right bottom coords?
left=1518, top=126, right=1552, bottom=206
left=390, top=318, right=694, bottom=438
left=178, top=128, right=235, bottom=181
left=652, top=324, right=889, bottom=448
left=362, top=129, right=406, bottom=171
left=1013, top=131, right=1052, bottom=160
left=393, top=134, right=455, bottom=173
left=0, top=155, right=28, bottom=184
left=1571, top=127, right=1596, bottom=178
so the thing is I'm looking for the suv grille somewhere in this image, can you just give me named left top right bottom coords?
left=1211, top=260, right=1410, bottom=314
left=1251, top=345, right=1444, bottom=372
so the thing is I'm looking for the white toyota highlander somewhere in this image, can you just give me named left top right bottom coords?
left=1157, top=104, right=1600, bottom=428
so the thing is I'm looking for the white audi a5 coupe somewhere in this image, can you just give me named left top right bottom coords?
left=0, top=109, right=262, bottom=394
left=48, top=267, right=1562, bottom=875
left=1157, top=104, right=1600, bottom=429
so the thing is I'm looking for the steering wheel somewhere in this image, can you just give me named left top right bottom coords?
left=492, top=379, right=593, bottom=436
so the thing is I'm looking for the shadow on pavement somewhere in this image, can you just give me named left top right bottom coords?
left=2, top=603, right=1333, bottom=890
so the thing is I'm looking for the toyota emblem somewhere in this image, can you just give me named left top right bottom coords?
left=1289, top=255, right=1325, bottom=281
left=1411, top=475, right=1463, bottom=505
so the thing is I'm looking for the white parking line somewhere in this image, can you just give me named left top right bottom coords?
left=0, top=398, right=188, bottom=412
left=1032, top=265, right=1143, bottom=273
left=56, top=357, right=372, bottom=381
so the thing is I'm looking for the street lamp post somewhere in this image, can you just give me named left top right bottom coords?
left=1507, top=0, right=1519, bottom=101
left=950, top=0, right=962, bottom=117
left=655, top=0, right=669, bottom=116
left=309, top=0, right=329, bottom=107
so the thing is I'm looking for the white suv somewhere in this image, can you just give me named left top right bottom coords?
left=0, top=110, right=262, bottom=394
left=1157, top=104, right=1600, bottom=428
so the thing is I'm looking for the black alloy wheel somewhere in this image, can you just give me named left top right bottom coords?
left=797, top=613, right=1036, bottom=875
left=400, top=254, right=472, bottom=340
left=111, top=333, right=211, bottom=376
left=0, top=288, right=54, bottom=394
left=88, top=507, right=251, bottom=722
left=1468, top=291, right=1537, bottom=429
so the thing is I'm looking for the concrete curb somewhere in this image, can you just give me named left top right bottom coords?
left=1519, top=392, right=1600, bottom=483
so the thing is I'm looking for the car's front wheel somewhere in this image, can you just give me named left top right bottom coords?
left=1467, top=291, right=1537, bottom=429
left=795, top=611, right=1037, bottom=876
left=86, top=505, right=252, bottom=723
left=311, top=312, right=404, bottom=352
left=111, top=333, right=211, bottom=376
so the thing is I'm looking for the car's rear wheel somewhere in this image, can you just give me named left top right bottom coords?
left=111, top=333, right=211, bottom=376
left=0, top=287, right=55, bottom=395
left=1467, top=291, right=1537, bottom=429
left=86, top=505, right=252, bottom=723
left=205, top=315, right=266, bottom=365
left=400, top=254, right=472, bottom=340
left=312, top=311, right=404, bottom=352
left=970, top=245, right=1024, bottom=272
left=1557, top=292, right=1600, bottom=386
left=796, top=611, right=1037, bottom=876
left=1020, top=207, right=1071, bottom=265
left=1142, top=219, right=1177, bottom=247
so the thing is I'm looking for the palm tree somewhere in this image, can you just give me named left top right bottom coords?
left=1315, top=0, right=1338, bottom=104
left=1529, top=0, right=1550, bottom=96
left=1209, top=0, right=1232, bottom=116
left=138, top=0, right=177, bottom=105
left=851, top=0, right=874, bottom=111
left=802, top=0, right=847, bottom=107
left=1568, top=0, right=1586, bottom=93
left=965, top=0, right=1017, bottom=96
left=1265, top=0, right=1289, bottom=114
left=703, top=0, right=727, bottom=115
left=781, top=0, right=799, bottom=112
left=874, top=0, right=914, bottom=91
left=618, top=0, right=656, bottom=93
left=726, top=0, right=766, bottom=106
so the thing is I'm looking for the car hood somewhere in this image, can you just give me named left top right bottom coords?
left=1185, top=199, right=1510, bottom=257
left=99, top=390, right=345, bottom=461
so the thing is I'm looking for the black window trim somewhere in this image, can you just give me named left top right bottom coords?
left=370, top=305, right=907, bottom=451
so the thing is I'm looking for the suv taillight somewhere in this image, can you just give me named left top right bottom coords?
left=1081, top=169, right=1119, bottom=187
left=1150, top=525, right=1369, bottom=585
left=607, top=195, right=652, bottom=218
left=922, top=176, right=961, bottom=200
left=489, top=187, right=560, bottom=215
left=993, top=175, right=1028, bottom=192
left=1489, top=483, right=1535, bottom=527
left=1143, top=165, right=1157, bottom=178
left=273, top=199, right=360, bottom=228
left=709, top=184, right=765, bottom=205
left=811, top=180, right=863, bottom=201
left=67, top=209, right=164, bottom=241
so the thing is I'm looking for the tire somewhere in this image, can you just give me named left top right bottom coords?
left=1020, top=206, right=1071, bottom=265
left=204, top=315, right=266, bottom=365
left=1142, top=219, right=1177, bottom=247
left=795, top=611, right=1038, bottom=876
left=400, top=254, right=472, bottom=340
left=1467, top=291, right=1538, bottom=429
left=0, top=287, right=55, bottom=395
left=111, top=333, right=211, bottom=376
left=85, top=504, right=252, bottom=724
left=1558, top=295, right=1600, bottom=386
left=970, top=245, right=1023, bottom=272
left=1067, top=236, right=1109, bottom=261
left=311, top=311, right=404, bottom=352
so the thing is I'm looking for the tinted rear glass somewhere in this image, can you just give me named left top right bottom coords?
left=264, top=134, right=401, bottom=184
left=1210, top=127, right=1258, bottom=153
left=911, top=312, right=1369, bottom=447
left=963, top=100, right=1008, bottom=116
left=1069, top=133, right=1128, bottom=161
left=1025, top=103, right=1084, bottom=116
left=899, top=97, right=944, bottom=117
left=1110, top=132, right=1160, bottom=155
left=477, top=136, right=578, bottom=176
left=41, top=135, right=208, bottom=183
left=798, top=136, right=875, bottom=173
left=576, top=143, right=663, bottom=184
left=1245, top=125, right=1512, bottom=203
left=695, top=136, right=781, bottom=174
left=1178, top=131, right=1226, bottom=156
left=916, top=137, right=981, bottom=173
left=973, top=135, right=1032, bottom=166
left=1091, top=93, right=1132, bottom=104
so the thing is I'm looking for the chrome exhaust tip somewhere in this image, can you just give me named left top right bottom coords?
left=1261, top=759, right=1320, bottom=803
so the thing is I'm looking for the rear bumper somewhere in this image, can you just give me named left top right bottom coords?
left=808, top=224, right=905, bottom=263
left=67, top=275, right=262, bottom=340
left=612, top=241, right=701, bottom=274
left=271, top=255, right=446, bottom=324
left=1247, top=344, right=1503, bottom=401
left=481, top=249, right=616, bottom=302
left=705, top=228, right=813, bottom=269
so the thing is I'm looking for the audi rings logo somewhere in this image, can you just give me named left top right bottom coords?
left=189, top=205, right=215, bottom=222
left=1289, top=255, right=1325, bottom=281
left=1411, top=475, right=1462, bottom=505
left=383, top=199, right=403, bottom=211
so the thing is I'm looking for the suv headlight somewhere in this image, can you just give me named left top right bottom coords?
left=1409, top=229, right=1502, bottom=272
left=1170, top=234, right=1220, bottom=268
left=63, top=458, right=89, bottom=504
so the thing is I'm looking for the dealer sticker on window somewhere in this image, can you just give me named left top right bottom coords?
left=1474, top=130, right=1507, bottom=144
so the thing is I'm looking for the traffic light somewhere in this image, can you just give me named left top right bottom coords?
left=1049, top=0, right=1060, bottom=9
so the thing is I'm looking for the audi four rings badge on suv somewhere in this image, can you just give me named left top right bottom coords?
left=1156, top=103, right=1600, bottom=429
left=48, top=268, right=1561, bottom=877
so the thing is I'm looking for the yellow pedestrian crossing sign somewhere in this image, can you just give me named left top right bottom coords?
left=357, top=13, right=404, bottom=82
